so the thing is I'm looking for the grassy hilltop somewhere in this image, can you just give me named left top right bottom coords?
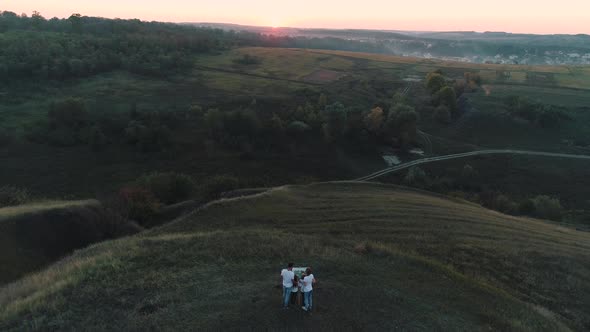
left=1, top=182, right=588, bottom=331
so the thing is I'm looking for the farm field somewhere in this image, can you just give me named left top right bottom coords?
left=1, top=182, right=588, bottom=331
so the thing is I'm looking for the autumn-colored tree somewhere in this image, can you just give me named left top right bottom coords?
left=364, top=107, right=384, bottom=135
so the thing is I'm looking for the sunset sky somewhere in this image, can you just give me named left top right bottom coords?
left=3, top=0, right=590, bottom=34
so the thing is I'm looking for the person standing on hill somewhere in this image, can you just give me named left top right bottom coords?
left=302, top=267, right=316, bottom=312
left=280, top=263, right=295, bottom=309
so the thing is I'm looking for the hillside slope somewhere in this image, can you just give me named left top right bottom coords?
left=0, top=200, right=139, bottom=285
left=1, top=182, right=588, bottom=331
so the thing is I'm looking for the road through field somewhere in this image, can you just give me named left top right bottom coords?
left=355, top=149, right=590, bottom=181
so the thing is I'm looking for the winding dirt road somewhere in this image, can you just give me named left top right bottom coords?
left=355, top=149, right=590, bottom=181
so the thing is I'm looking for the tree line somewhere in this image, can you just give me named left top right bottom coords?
left=0, top=11, right=396, bottom=84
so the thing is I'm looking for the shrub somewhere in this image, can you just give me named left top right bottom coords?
left=403, top=167, right=428, bottom=188
left=532, top=195, right=563, bottom=220
left=493, top=194, right=518, bottom=215
left=137, top=172, right=194, bottom=204
left=117, top=187, right=160, bottom=225
left=429, top=176, right=455, bottom=192
left=233, top=54, right=261, bottom=65
left=353, top=242, right=371, bottom=255
left=202, top=175, right=239, bottom=200
left=0, top=186, right=31, bottom=208
left=518, top=199, right=536, bottom=215
left=286, top=121, right=311, bottom=136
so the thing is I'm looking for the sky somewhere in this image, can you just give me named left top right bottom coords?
left=3, top=0, right=590, bottom=35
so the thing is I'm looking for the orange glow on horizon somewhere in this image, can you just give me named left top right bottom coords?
left=3, top=0, right=590, bottom=35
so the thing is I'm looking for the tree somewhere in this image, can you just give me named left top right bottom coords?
left=364, top=107, right=384, bottom=135
left=321, top=102, right=348, bottom=142
left=317, top=93, right=328, bottom=110
left=68, top=13, right=82, bottom=33
left=434, top=105, right=451, bottom=124
left=464, top=72, right=482, bottom=86
left=267, top=113, right=285, bottom=138
left=403, top=167, right=428, bottom=188
left=31, top=11, right=45, bottom=29
left=384, top=104, right=418, bottom=142
left=532, top=195, right=563, bottom=220
left=426, top=72, right=446, bottom=94
left=391, top=92, right=407, bottom=105
left=436, top=86, right=457, bottom=114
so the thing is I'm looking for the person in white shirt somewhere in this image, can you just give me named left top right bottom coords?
left=301, top=267, right=316, bottom=312
left=280, top=263, right=295, bottom=309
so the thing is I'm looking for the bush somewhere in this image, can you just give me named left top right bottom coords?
left=117, top=187, right=160, bottom=225
left=532, top=195, right=563, bottom=220
left=287, top=121, right=311, bottom=136
left=202, top=175, right=239, bottom=200
left=136, top=172, right=194, bottom=204
left=403, top=167, right=428, bottom=188
left=493, top=194, right=518, bottom=215
left=0, top=186, right=31, bottom=208
left=518, top=199, right=536, bottom=215
left=233, top=54, right=261, bottom=65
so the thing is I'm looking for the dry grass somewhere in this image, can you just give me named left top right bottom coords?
left=1, top=182, right=588, bottom=330
left=0, top=200, right=99, bottom=220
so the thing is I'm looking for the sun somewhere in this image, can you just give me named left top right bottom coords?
left=267, top=17, right=283, bottom=28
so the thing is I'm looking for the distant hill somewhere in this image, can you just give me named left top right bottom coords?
left=187, top=22, right=590, bottom=65
left=1, top=182, right=588, bottom=330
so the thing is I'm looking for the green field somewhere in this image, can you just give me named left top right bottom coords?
left=1, top=182, right=588, bottom=331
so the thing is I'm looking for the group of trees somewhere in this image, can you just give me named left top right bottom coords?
left=425, top=71, right=459, bottom=124
left=0, top=11, right=229, bottom=82
left=200, top=92, right=419, bottom=154
left=0, top=11, right=407, bottom=84
left=116, top=172, right=239, bottom=225
left=25, top=98, right=194, bottom=151
left=22, top=90, right=423, bottom=154
left=425, top=70, right=483, bottom=124
left=399, top=164, right=564, bottom=221
left=504, top=95, right=571, bottom=128
left=364, top=102, right=418, bottom=149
